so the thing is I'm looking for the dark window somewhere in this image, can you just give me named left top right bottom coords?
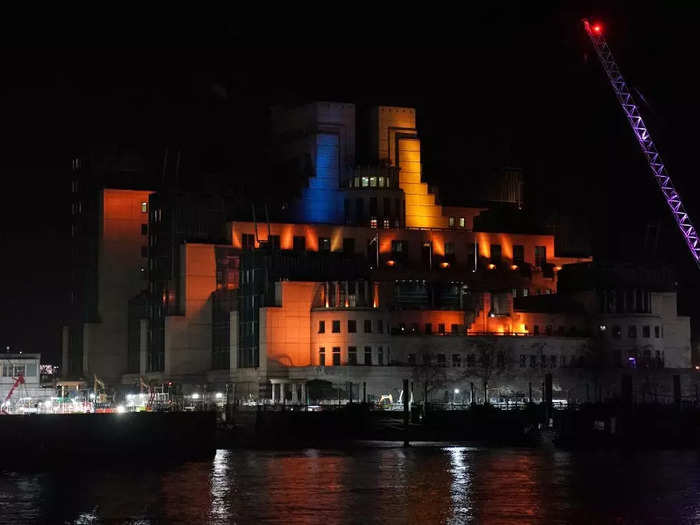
left=344, top=199, right=351, bottom=222
left=557, top=326, right=565, bottom=336
left=377, top=319, right=384, bottom=333
left=628, top=326, right=637, bottom=338
left=141, top=246, right=148, bottom=258
left=318, top=320, right=325, bottom=334
left=451, top=324, right=459, bottom=334
left=391, top=240, right=408, bottom=254
left=466, top=354, right=475, bottom=367
left=364, top=346, right=372, bottom=365
left=319, top=348, right=325, bottom=366
left=438, top=323, right=445, bottom=334
left=422, top=354, right=432, bottom=366
left=497, top=352, right=505, bottom=368
left=535, top=246, right=547, bottom=267
left=490, top=244, right=502, bottom=262
left=530, top=355, right=537, bottom=368
left=332, top=347, right=341, bottom=366
left=242, top=234, right=255, bottom=250
left=445, top=242, right=456, bottom=261
left=642, top=325, right=650, bottom=338
left=520, top=354, right=527, bottom=368
left=383, top=197, right=391, bottom=216
left=364, top=320, right=372, bottom=333
left=513, top=245, right=524, bottom=265
left=408, top=353, right=416, bottom=365
left=141, top=224, right=148, bottom=235
left=613, top=325, right=621, bottom=338
left=343, top=238, right=355, bottom=254
left=545, top=325, right=553, bottom=336
left=654, top=326, right=660, bottom=338
left=348, top=346, right=357, bottom=365
left=348, top=320, right=356, bottom=333
left=378, top=346, right=384, bottom=365
left=269, top=235, right=280, bottom=249
left=332, top=320, right=340, bottom=333
left=534, top=325, right=540, bottom=336
left=467, top=243, right=476, bottom=268
left=369, top=197, right=378, bottom=216
left=550, top=355, right=557, bottom=368
left=319, top=237, right=331, bottom=252
left=452, top=354, right=462, bottom=367
left=425, top=323, right=432, bottom=335
left=293, top=236, right=306, bottom=251
left=356, top=199, right=364, bottom=222
left=437, top=354, right=446, bottom=367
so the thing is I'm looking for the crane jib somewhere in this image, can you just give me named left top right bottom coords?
left=583, top=19, right=700, bottom=268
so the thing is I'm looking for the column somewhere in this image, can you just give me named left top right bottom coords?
left=291, top=382, right=298, bottom=404
left=300, top=383, right=306, bottom=405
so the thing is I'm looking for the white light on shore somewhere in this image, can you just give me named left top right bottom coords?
left=116, top=405, right=126, bottom=414
left=192, top=393, right=200, bottom=400
left=215, top=392, right=223, bottom=399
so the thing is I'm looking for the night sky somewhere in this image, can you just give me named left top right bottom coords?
left=2, top=4, right=700, bottom=364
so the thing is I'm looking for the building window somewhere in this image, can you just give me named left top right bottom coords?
left=513, top=245, right=524, bottom=265
left=520, top=354, right=527, bottom=368
left=654, top=326, right=660, bottom=338
left=452, top=354, right=462, bottom=367
left=332, top=320, right=340, bottom=333
left=535, top=246, right=547, bottom=267
left=448, top=216, right=455, bottom=228
left=370, top=218, right=377, bottom=229
left=319, top=237, right=330, bottom=252
left=377, top=319, right=384, bottom=333
left=361, top=177, right=369, bottom=187
left=242, top=234, right=255, bottom=250
left=293, top=236, right=306, bottom=251
left=530, top=355, right=537, bottom=368
left=332, top=347, right=341, bottom=366
left=141, top=202, right=148, bottom=213
left=383, top=218, right=390, bottom=229
left=269, top=235, right=280, bottom=249
left=364, top=346, right=372, bottom=365
left=466, top=354, right=475, bottom=367
left=451, top=324, right=459, bottom=334
left=391, top=240, right=408, bottom=257
left=490, top=244, right=502, bottom=262
left=141, top=246, right=148, bottom=258
left=642, top=325, right=650, bottom=338
left=348, top=346, right=357, bottom=365
left=318, top=320, right=325, bottom=334
left=445, top=242, right=455, bottom=261
left=378, top=346, right=384, bottom=365
left=408, top=353, right=416, bottom=366
left=437, top=354, right=447, bottom=367
left=550, top=355, right=557, bottom=368
left=628, top=326, right=637, bottom=338
left=141, top=224, right=148, bottom=235
left=319, top=348, right=326, bottom=366
left=348, top=320, right=357, bottom=333
left=459, top=217, right=465, bottom=228
left=613, top=325, right=621, bottom=338
left=364, top=320, right=372, bottom=333
left=343, top=238, right=355, bottom=254
left=438, top=323, right=445, bottom=334
left=425, top=323, right=432, bottom=335
left=545, top=325, right=553, bottom=336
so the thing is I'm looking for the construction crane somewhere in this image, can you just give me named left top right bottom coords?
left=1, top=374, right=25, bottom=415
left=583, top=19, right=700, bottom=268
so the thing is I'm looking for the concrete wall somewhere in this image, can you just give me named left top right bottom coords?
left=164, top=244, right=216, bottom=378
left=654, top=292, right=691, bottom=368
left=88, top=189, right=152, bottom=382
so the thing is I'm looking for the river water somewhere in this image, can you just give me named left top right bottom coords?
left=1, top=444, right=700, bottom=524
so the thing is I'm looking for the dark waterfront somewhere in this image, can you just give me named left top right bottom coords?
left=2, top=445, right=700, bottom=524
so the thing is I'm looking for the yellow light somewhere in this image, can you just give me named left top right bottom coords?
left=511, top=264, right=518, bottom=270
left=386, top=259, right=396, bottom=267
left=440, top=261, right=450, bottom=269
left=488, top=263, right=496, bottom=270
left=555, top=266, right=562, bottom=271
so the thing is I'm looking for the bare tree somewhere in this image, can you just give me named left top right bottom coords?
left=469, top=337, right=510, bottom=404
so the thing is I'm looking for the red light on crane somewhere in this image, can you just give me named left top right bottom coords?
left=592, top=23, right=602, bottom=34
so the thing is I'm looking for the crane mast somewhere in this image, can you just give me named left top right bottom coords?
left=583, top=19, right=700, bottom=268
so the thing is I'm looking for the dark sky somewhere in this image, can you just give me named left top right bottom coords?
left=2, top=4, right=700, bottom=363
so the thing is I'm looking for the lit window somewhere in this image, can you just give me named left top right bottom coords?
left=448, top=216, right=455, bottom=228
left=354, top=177, right=360, bottom=188
left=383, top=218, right=390, bottom=229
left=370, top=177, right=377, bottom=187
left=141, top=202, right=148, bottom=213
left=459, top=217, right=465, bottom=228
left=370, top=218, right=377, bottom=228
left=378, top=177, right=385, bottom=188
left=362, top=177, right=369, bottom=187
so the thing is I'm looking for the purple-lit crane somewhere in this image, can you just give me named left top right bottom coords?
left=583, top=19, right=700, bottom=268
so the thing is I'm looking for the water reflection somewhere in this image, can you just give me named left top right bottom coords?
left=2, top=447, right=700, bottom=523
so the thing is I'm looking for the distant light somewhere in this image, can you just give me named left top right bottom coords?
left=126, top=394, right=134, bottom=401
left=592, top=23, right=603, bottom=35
left=215, top=392, right=223, bottom=399
left=511, top=264, right=519, bottom=271
left=555, top=266, right=562, bottom=271
left=440, top=261, right=450, bottom=269
left=386, top=259, right=396, bottom=267
left=695, top=365, right=700, bottom=371
left=116, top=405, right=126, bottom=414
left=487, top=263, right=496, bottom=270
left=192, top=393, right=200, bottom=399
left=454, top=388, right=460, bottom=394
left=599, top=324, right=607, bottom=331
left=89, top=393, right=95, bottom=400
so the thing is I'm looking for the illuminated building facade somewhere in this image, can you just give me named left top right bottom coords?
left=63, top=103, right=693, bottom=404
